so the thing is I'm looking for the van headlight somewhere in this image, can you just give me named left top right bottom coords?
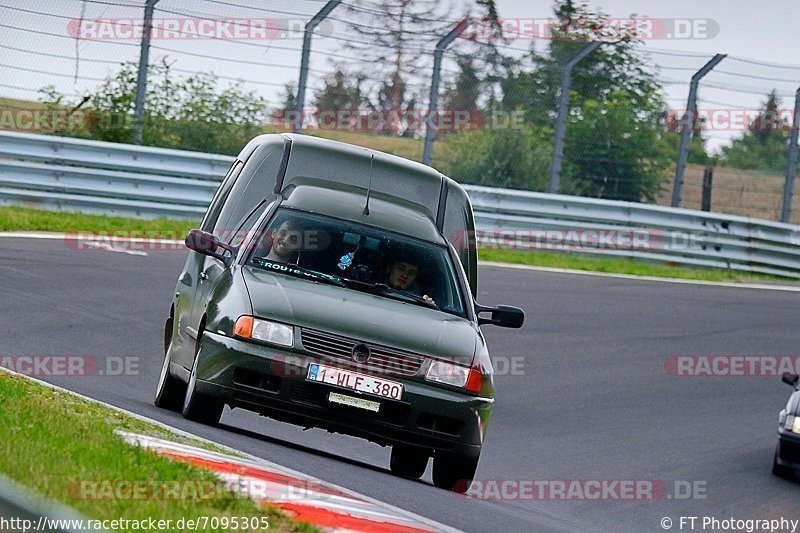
left=425, top=360, right=483, bottom=393
left=784, top=415, right=800, bottom=434
left=234, top=316, right=294, bottom=347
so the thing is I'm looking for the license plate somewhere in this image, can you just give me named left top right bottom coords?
left=328, top=392, right=380, bottom=412
left=307, top=363, right=403, bottom=400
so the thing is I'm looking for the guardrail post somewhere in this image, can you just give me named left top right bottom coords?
left=422, top=20, right=469, bottom=167
left=547, top=41, right=601, bottom=194
left=131, top=0, right=159, bottom=145
left=294, top=0, right=341, bottom=134
left=671, top=53, right=726, bottom=208
left=781, top=87, right=800, bottom=224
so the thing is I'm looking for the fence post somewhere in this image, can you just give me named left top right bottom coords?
left=781, top=87, right=800, bottom=224
left=547, top=41, right=601, bottom=194
left=294, top=0, right=341, bottom=134
left=671, top=53, right=726, bottom=208
left=131, top=0, right=159, bottom=145
left=422, top=20, right=469, bottom=167
left=701, top=165, right=713, bottom=212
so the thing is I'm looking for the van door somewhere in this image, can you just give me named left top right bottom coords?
left=172, top=160, right=243, bottom=369
left=187, top=142, right=285, bottom=351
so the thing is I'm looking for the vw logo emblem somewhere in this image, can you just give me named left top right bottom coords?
left=352, top=343, right=371, bottom=364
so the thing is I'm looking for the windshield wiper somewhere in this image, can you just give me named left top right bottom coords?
left=340, top=278, right=438, bottom=309
left=251, top=257, right=347, bottom=288
left=251, top=258, right=438, bottom=308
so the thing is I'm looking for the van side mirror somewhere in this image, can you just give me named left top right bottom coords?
left=782, top=372, right=799, bottom=386
left=185, top=229, right=236, bottom=267
left=476, top=304, right=524, bottom=328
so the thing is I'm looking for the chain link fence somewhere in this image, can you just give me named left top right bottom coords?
left=2, top=1, right=800, bottom=223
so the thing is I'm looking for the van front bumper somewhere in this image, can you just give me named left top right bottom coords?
left=193, top=331, right=492, bottom=457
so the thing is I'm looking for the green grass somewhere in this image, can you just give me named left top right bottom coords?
left=479, top=247, right=789, bottom=282
left=0, top=373, right=317, bottom=533
left=0, top=206, right=196, bottom=237
left=0, top=96, right=47, bottom=109
left=0, top=205, right=792, bottom=283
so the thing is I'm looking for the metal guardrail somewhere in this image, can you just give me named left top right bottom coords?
left=0, top=473, right=94, bottom=532
left=466, top=185, right=800, bottom=278
left=2, top=131, right=799, bottom=278
left=0, top=130, right=232, bottom=219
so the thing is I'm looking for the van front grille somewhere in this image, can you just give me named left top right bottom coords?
left=300, top=329, right=425, bottom=377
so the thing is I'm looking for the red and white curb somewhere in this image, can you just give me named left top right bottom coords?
left=1, top=367, right=458, bottom=532
left=119, top=432, right=456, bottom=533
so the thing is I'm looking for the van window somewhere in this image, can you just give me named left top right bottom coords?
left=247, top=208, right=467, bottom=317
left=229, top=201, right=272, bottom=248
left=201, top=160, right=243, bottom=233
left=214, top=144, right=283, bottom=243
left=442, top=186, right=477, bottom=295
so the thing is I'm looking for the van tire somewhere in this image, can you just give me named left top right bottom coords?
left=182, top=331, right=224, bottom=425
left=390, top=445, right=428, bottom=479
left=154, top=318, right=186, bottom=412
left=432, top=451, right=479, bottom=493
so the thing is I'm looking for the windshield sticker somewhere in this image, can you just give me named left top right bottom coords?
left=337, top=251, right=354, bottom=271
left=254, top=259, right=319, bottom=279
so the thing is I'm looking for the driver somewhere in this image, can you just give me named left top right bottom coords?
left=386, top=259, right=436, bottom=305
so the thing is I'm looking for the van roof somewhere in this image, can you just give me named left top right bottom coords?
left=236, top=133, right=477, bottom=292
left=279, top=133, right=446, bottom=224
left=281, top=184, right=446, bottom=244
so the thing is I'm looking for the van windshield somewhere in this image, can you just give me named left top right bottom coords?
left=246, top=208, right=467, bottom=317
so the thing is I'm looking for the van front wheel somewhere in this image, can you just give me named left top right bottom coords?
left=182, top=332, right=224, bottom=425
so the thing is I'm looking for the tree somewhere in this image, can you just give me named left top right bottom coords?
left=314, top=70, right=365, bottom=111
left=280, top=83, right=296, bottom=112
left=562, top=90, right=670, bottom=202
left=750, top=89, right=785, bottom=145
left=439, top=124, right=553, bottom=191
left=340, top=0, right=450, bottom=134
left=490, top=0, right=672, bottom=201
left=719, top=90, right=791, bottom=172
left=40, top=57, right=268, bottom=154
left=661, top=111, right=711, bottom=165
left=441, top=57, right=481, bottom=134
left=311, top=69, right=367, bottom=131
left=500, top=1, right=656, bottom=127
left=464, top=0, right=516, bottom=97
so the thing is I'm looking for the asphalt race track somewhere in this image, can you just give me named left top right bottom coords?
left=1, top=235, right=798, bottom=532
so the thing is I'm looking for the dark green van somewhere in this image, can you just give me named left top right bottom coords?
left=154, top=134, right=524, bottom=492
